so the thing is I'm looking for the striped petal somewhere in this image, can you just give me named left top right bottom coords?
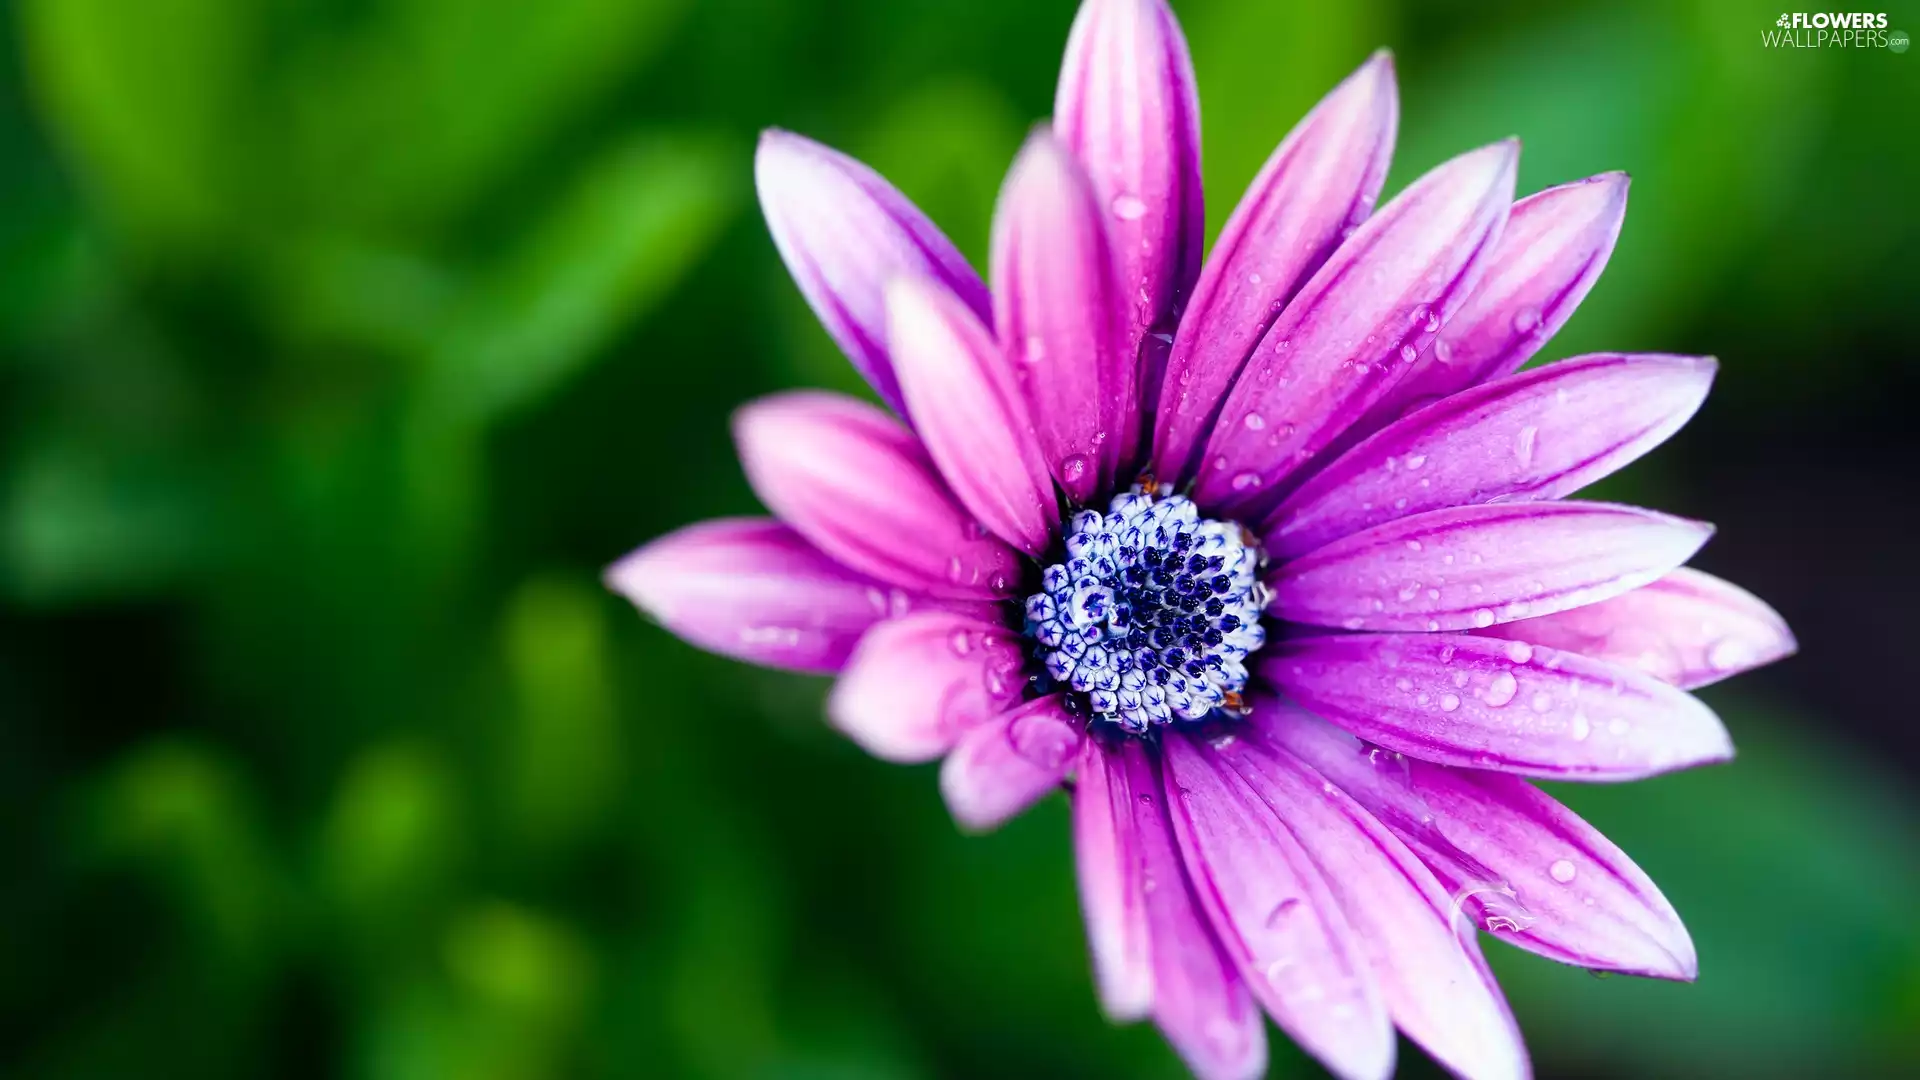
left=1074, top=737, right=1154, bottom=1020
left=1479, top=567, right=1796, bottom=690
left=991, top=130, right=1126, bottom=502
left=1161, top=732, right=1388, bottom=1080
left=1193, top=141, right=1518, bottom=517
left=1207, top=719, right=1530, bottom=1080
left=1151, top=52, right=1398, bottom=482
left=1377, top=172, right=1631, bottom=421
left=607, top=519, right=987, bottom=674
left=756, top=130, right=991, bottom=415
left=734, top=391, right=1022, bottom=599
left=1259, top=632, right=1734, bottom=781
left=886, top=277, right=1060, bottom=554
left=826, top=611, right=1025, bottom=763
left=1265, top=353, right=1717, bottom=558
left=1263, top=706, right=1698, bottom=980
left=1054, top=0, right=1204, bottom=462
left=1272, top=502, right=1715, bottom=633
left=940, top=694, right=1083, bottom=832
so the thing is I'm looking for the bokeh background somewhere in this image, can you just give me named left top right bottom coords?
left=2, top=0, right=1916, bottom=1076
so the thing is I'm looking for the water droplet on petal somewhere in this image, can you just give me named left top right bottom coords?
left=1511, top=306, right=1542, bottom=334
left=1111, top=193, right=1148, bottom=220
left=1061, top=454, right=1089, bottom=483
left=1440, top=693, right=1461, bottom=713
left=1484, top=671, right=1518, bottom=707
left=1549, top=859, right=1578, bottom=884
left=1231, top=471, right=1264, bottom=491
left=1243, top=412, right=1266, bottom=431
left=1472, top=608, right=1496, bottom=628
left=948, top=628, right=973, bottom=655
left=1504, top=641, right=1534, bottom=664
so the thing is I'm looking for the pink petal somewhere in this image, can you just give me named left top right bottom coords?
left=756, top=130, right=991, bottom=415
left=1262, top=706, right=1698, bottom=980
left=826, top=611, right=1025, bottom=763
left=1074, top=739, right=1270, bottom=1080
left=1260, top=632, right=1734, bottom=781
left=991, top=130, right=1126, bottom=502
left=885, top=277, right=1060, bottom=554
left=939, top=694, right=1083, bottom=832
left=1210, top=719, right=1530, bottom=1080
left=1271, top=501, right=1715, bottom=633
left=734, top=391, right=1023, bottom=599
left=1074, top=737, right=1154, bottom=1020
left=1376, top=172, right=1631, bottom=422
left=1150, top=52, right=1398, bottom=482
left=1193, top=141, right=1518, bottom=517
left=1479, top=567, right=1797, bottom=690
left=607, top=518, right=985, bottom=673
left=1160, top=732, right=1387, bottom=1080
left=1266, top=353, right=1718, bottom=559
left=1054, top=0, right=1204, bottom=463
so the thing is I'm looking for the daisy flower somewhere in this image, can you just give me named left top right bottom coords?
left=607, top=1, right=1796, bottom=1076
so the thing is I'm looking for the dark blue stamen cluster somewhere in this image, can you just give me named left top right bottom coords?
left=1025, top=484, right=1268, bottom=734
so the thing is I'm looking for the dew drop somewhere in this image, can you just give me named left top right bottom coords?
left=1484, top=671, right=1518, bottom=707
left=1471, top=608, right=1496, bottom=628
left=1549, top=859, right=1578, bottom=884
left=1515, top=425, right=1539, bottom=467
left=1231, top=471, right=1264, bottom=491
left=1570, top=713, right=1592, bottom=741
left=1243, top=412, right=1267, bottom=431
left=1529, top=691, right=1554, bottom=713
left=1399, top=343, right=1419, bottom=363
left=1505, top=641, right=1534, bottom=664
left=1061, top=454, right=1089, bottom=483
left=1111, top=194, right=1148, bottom=220
left=948, top=628, right=974, bottom=655
left=1405, top=454, right=1427, bottom=470
left=1511, top=306, right=1542, bottom=334
left=1439, top=693, right=1461, bottom=713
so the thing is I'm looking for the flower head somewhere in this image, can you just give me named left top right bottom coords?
left=608, top=2, right=1797, bottom=1077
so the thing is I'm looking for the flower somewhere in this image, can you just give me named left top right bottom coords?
left=605, top=0, right=1797, bottom=1077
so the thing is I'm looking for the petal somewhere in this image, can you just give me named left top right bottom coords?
left=1125, top=740, right=1269, bottom=1080
left=756, top=130, right=992, bottom=414
left=990, top=130, right=1126, bottom=502
left=1259, top=632, right=1734, bottom=781
left=1262, top=706, right=1698, bottom=980
left=886, top=277, right=1060, bottom=554
left=1074, top=739, right=1270, bottom=1080
left=1479, top=567, right=1797, bottom=690
left=607, top=518, right=982, bottom=674
left=1074, top=737, right=1154, bottom=1020
left=1271, top=501, right=1715, bottom=633
left=1161, top=732, right=1388, bottom=1080
left=1054, top=0, right=1204, bottom=458
left=1211, top=718, right=1530, bottom=1080
left=734, top=391, right=1024, bottom=600
left=1265, top=353, right=1718, bottom=559
left=940, top=693, right=1083, bottom=832
left=826, top=611, right=1025, bottom=763
left=1193, top=141, right=1518, bottom=517
left=1151, top=52, right=1398, bottom=482
left=1379, top=172, right=1631, bottom=420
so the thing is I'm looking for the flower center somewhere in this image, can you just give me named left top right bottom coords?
left=1024, top=485, right=1268, bottom=734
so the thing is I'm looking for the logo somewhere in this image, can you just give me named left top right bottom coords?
left=1764, top=12, right=1903, bottom=48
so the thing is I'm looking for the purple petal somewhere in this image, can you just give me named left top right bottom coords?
left=1206, top=721, right=1530, bottom=1080
left=1272, top=501, right=1715, bottom=633
left=756, top=129, right=991, bottom=415
left=1377, top=172, right=1631, bottom=421
left=1266, top=353, right=1718, bottom=559
left=1259, top=632, right=1734, bottom=781
left=734, top=391, right=1023, bottom=599
left=1124, top=740, right=1270, bottom=1080
left=1150, top=52, right=1398, bottom=482
left=1261, top=705, right=1698, bottom=980
left=1479, top=567, right=1797, bottom=690
left=991, top=130, right=1127, bottom=502
left=1160, top=732, right=1388, bottom=1080
left=1193, top=141, right=1518, bottom=517
left=1074, top=738, right=1154, bottom=1020
left=940, top=693, right=1083, bottom=832
left=607, top=518, right=986, bottom=673
left=1054, top=0, right=1204, bottom=456
left=885, top=277, right=1060, bottom=554
left=826, top=611, right=1025, bottom=763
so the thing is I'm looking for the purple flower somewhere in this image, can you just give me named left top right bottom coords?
left=606, top=1, right=1797, bottom=1077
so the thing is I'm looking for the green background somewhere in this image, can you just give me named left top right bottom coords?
left=1, top=0, right=1915, bottom=1076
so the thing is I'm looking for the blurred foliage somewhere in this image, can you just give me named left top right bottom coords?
left=0, top=0, right=1915, bottom=1078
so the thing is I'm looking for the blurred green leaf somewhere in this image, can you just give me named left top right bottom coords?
left=423, top=133, right=737, bottom=423
left=319, top=739, right=466, bottom=931
left=22, top=0, right=259, bottom=246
